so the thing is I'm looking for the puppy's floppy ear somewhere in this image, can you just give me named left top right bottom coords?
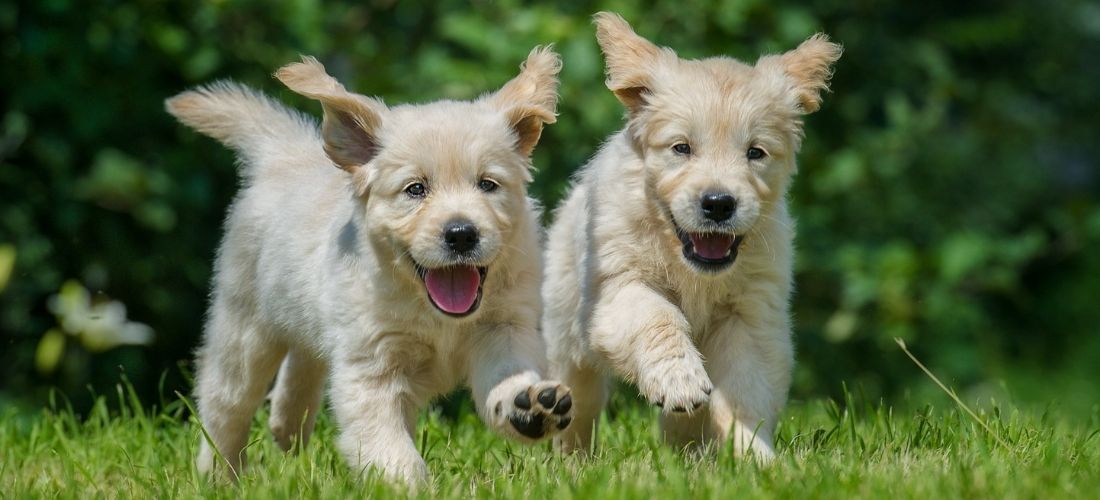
left=275, top=56, right=387, bottom=181
left=593, top=12, right=668, bottom=112
left=486, top=46, right=562, bottom=157
left=770, top=34, right=843, bottom=114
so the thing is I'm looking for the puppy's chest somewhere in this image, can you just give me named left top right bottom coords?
left=378, top=328, right=469, bottom=392
left=674, top=279, right=746, bottom=340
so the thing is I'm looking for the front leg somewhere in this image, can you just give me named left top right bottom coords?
left=698, top=313, right=793, bottom=462
left=329, top=353, right=427, bottom=486
left=590, top=281, right=712, bottom=412
left=468, top=324, right=574, bottom=442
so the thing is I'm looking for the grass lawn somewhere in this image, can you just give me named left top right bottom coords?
left=2, top=380, right=1098, bottom=500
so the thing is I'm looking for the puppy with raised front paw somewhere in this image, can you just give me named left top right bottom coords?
left=542, top=13, right=841, bottom=460
left=166, top=46, right=571, bottom=487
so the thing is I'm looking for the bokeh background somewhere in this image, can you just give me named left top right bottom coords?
left=2, top=0, right=1099, bottom=417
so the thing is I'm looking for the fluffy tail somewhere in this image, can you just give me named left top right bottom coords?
left=165, top=81, right=319, bottom=177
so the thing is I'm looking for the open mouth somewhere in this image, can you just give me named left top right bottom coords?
left=415, top=264, right=487, bottom=317
left=675, top=226, right=746, bottom=272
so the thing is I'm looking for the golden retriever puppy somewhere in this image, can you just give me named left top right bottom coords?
left=165, top=47, right=573, bottom=486
left=542, top=13, right=840, bottom=459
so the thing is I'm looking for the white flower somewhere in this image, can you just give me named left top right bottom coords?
left=46, top=280, right=154, bottom=352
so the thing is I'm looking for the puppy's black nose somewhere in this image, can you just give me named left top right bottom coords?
left=443, top=221, right=479, bottom=254
left=701, top=192, right=737, bottom=222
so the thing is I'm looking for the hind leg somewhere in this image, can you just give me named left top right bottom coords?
left=269, top=348, right=328, bottom=452
left=194, top=303, right=287, bottom=478
left=552, top=362, right=608, bottom=454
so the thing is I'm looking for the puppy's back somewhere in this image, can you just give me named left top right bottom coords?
left=166, top=82, right=322, bottom=181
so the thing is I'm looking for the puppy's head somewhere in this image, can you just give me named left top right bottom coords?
left=595, top=12, right=841, bottom=274
left=277, top=48, right=560, bottom=318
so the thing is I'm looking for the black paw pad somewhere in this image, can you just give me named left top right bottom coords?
left=553, top=394, right=572, bottom=415
left=514, top=390, right=532, bottom=410
left=557, top=417, right=572, bottom=430
left=537, top=387, right=557, bottom=409
left=509, top=412, right=546, bottom=439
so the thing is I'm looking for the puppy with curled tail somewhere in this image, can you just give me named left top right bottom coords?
left=167, top=47, right=572, bottom=487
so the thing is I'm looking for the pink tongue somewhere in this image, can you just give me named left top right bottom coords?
left=424, top=265, right=481, bottom=314
left=689, top=233, right=734, bottom=260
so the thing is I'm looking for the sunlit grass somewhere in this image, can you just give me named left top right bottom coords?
left=2, top=379, right=1097, bottom=499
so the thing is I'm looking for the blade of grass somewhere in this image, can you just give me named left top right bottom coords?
left=895, top=338, right=1013, bottom=453
left=174, top=390, right=239, bottom=482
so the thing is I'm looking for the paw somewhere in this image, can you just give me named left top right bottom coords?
left=497, top=381, right=574, bottom=441
left=732, top=426, right=777, bottom=464
left=750, top=445, right=777, bottom=465
left=384, top=457, right=429, bottom=488
left=338, top=435, right=428, bottom=487
left=638, top=355, right=712, bottom=413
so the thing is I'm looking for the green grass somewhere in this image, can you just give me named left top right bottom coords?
left=2, top=381, right=1098, bottom=499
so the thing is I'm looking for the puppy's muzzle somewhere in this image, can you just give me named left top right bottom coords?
left=673, top=191, right=745, bottom=273
left=415, top=218, right=488, bottom=318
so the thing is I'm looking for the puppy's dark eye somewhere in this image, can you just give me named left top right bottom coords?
left=747, top=147, right=767, bottom=160
left=672, top=143, right=692, bottom=155
left=405, top=183, right=427, bottom=197
left=478, top=179, right=499, bottom=193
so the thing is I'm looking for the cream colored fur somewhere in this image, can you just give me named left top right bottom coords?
left=542, top=13, right=841, bottom=459
left=166, top=47, right=573, bottom=487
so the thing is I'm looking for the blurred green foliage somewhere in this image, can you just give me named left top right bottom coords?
left=2, top=0, right=1099, bottom=411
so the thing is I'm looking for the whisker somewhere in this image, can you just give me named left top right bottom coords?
left=388, top=247, right=415, bottom=282
left=750, top=226, right=776, bottom=263
left=499, top=240, right=532, bottom=260
left=757, top=212, right=793, bottom=232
